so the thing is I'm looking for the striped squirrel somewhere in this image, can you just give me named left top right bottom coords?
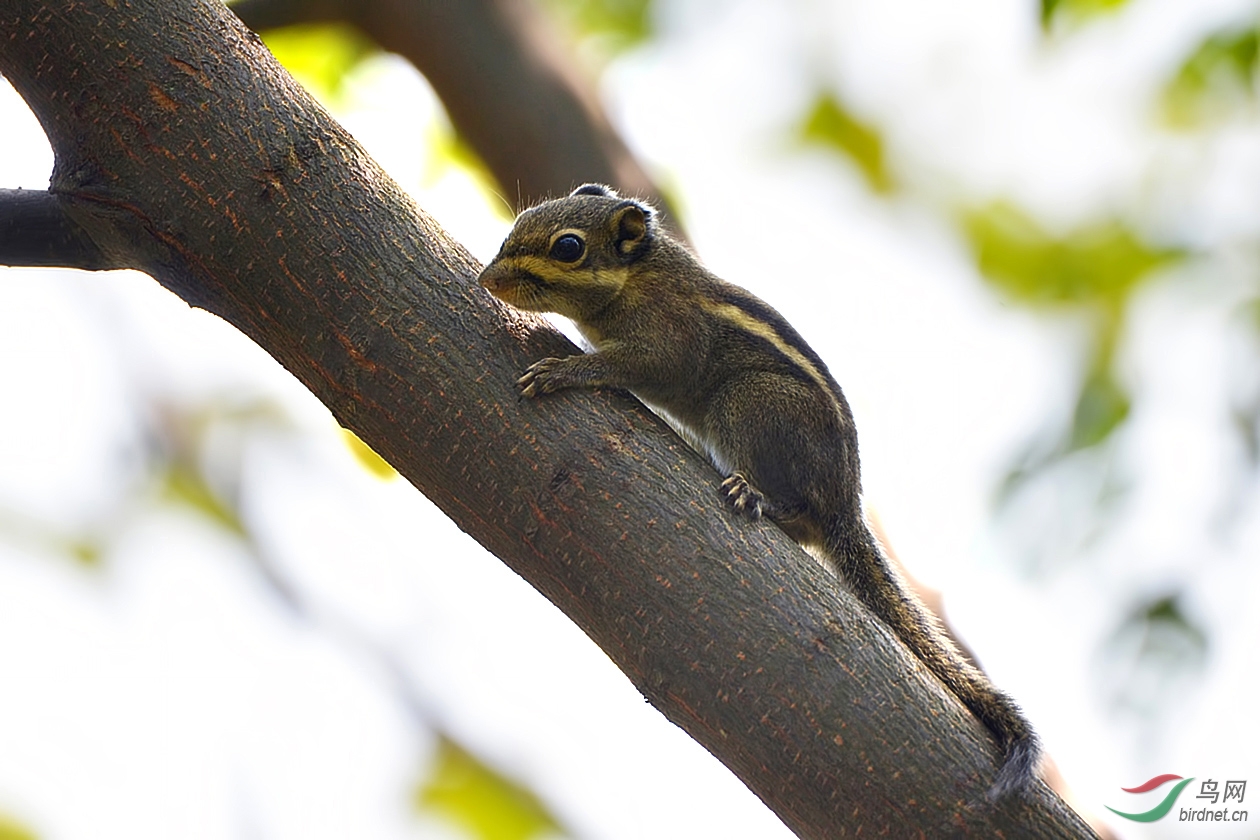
left=477, top=184, right=1040, bottom=798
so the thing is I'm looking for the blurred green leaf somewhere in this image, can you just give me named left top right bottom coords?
left=416, top=734, right=565, bottom=840
left=1071, top=365, right=1130, bottom=450
left=161, top=463, right=246, bottom=537
left=1162, top=26, right=1259, bottom=128
left=1244, top=295, right=1260, bottom=334
left=1231, top=400, right=1260, bottom=467
left=0, top=507, right=109, bottom=569
left=994, top=436, right=1131, bottom=572
left=997, top=364, right=1132, bottom=507
left=962, top=202, right=1181, bottom=309
left=539, top=0, right=653, bottom=54
left=0, top=813, right=39, bottom=840
left=969, top=202, right=1174, bottom=501
left=798, top=92, right=894, bottom=194
left=151, top=397, right=292, bottom=537
left=261, top=23, right=377, bottom=106
left=1041, top=0, right=1129, bottom=31
left=342, top=427, right=397, bottom=480
left=67, top=537, right=105, bottom=568
left=995, top=309, right=1132, bottom=504
left=1227, top=297, right=1260, bottom=469
left=1100, top=592, right=1208, bottom=717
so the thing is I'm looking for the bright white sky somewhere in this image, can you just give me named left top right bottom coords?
left=1, top=1, right=1259, bottom=838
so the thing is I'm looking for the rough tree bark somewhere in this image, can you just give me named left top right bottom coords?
left=0, top=1, right=1096, bottom=837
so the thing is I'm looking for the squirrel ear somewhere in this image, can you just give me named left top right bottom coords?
left=610, top=200, right=652, bottom=260
left=570, top=183, right=616, bottom=198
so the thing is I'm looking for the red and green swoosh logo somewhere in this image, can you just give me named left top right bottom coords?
left=1106, top=775, right=1195, bottom=822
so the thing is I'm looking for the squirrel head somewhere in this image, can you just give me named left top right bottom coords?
left=478, top=184, right=656, bottom=322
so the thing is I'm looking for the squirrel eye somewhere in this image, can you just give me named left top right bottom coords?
left=549, top=233, right=585, bottom=263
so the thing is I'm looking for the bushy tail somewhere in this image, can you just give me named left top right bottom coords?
left=823, top=519, right=1041, bottom=800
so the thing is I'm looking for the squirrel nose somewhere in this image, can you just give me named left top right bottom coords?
left=477, top=263, right=504, bottom=292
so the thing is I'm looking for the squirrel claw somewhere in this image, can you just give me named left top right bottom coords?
left=517, top=358, right=563, bottom=397
left=721, top=473, right=764, bottom=519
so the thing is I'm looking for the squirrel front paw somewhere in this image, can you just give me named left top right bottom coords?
left=517, top=358, right=568, bottom=397
left=720, top=472, right=764, bottom=519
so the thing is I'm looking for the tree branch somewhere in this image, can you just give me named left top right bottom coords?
left=230, top=0, right=683, bottom=233
left=0, top=188, right=124, bottom=270
left=0, top=1, right=1093, bottom=836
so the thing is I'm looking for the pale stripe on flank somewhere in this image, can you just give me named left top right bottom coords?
left=698, top=299, right=836, bottom=398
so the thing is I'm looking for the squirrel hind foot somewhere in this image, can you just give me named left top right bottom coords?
left=720, top=473, right=764, bottom=519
